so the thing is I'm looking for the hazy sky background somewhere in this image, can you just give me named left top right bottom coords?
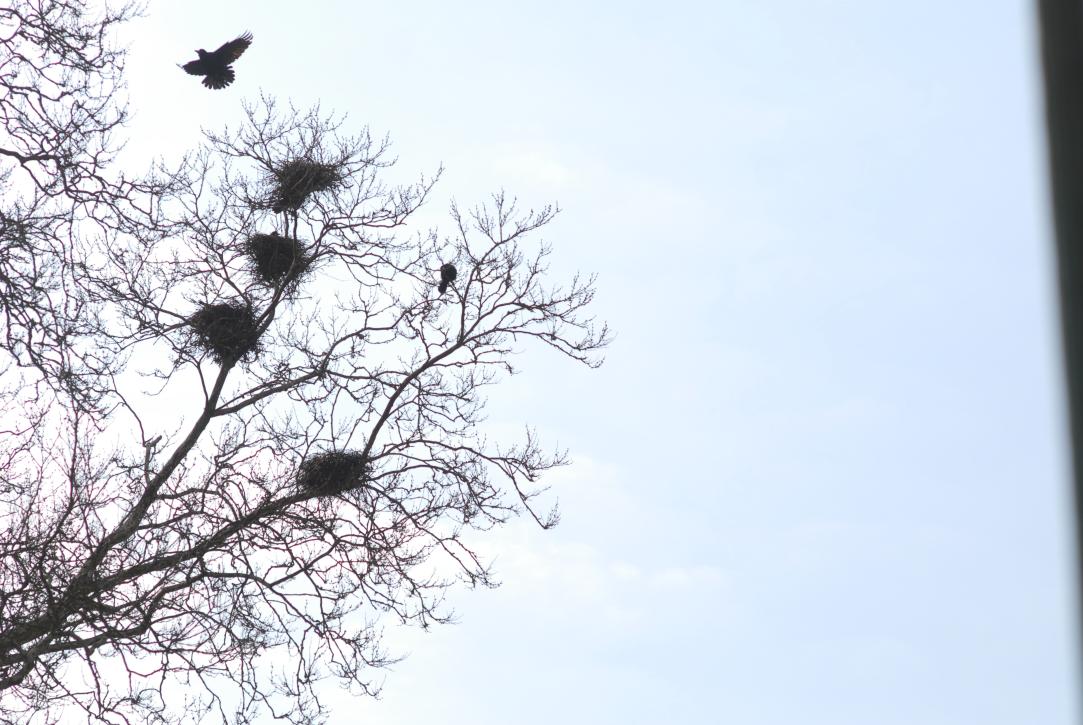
left=114, top=1, right=1077, bottom=722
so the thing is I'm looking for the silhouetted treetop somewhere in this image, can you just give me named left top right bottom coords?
left=0, top=93, right=609, bottom=724
left=0, top=10, right=609, bottom=723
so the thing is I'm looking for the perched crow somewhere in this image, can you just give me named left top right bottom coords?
left=181, top=32, right=253, bottom=89
left=438, top=263, right=457, bottom=294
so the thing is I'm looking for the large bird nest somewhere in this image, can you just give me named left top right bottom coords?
left=245, top=232, right=310, bottom=286
left=189, top=301, right=261, bottom=363
left=297, top=450, right=371, bottom=496
left=269, top=159, right=342, bottom=213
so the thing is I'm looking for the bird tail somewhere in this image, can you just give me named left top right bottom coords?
left=438, top=280, right=449, bottom=294
left=203, top=67, right=236, bottom=89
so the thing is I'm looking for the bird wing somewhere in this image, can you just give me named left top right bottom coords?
left=181, top=59, right=206, bottom=75
left=212, top=32, right=253, bottom=63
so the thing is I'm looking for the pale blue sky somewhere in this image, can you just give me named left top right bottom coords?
left=119, top=1, right=1076, bottom=722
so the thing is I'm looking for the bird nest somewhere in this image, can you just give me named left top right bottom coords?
left=269, top=159, right=342, bottom=213
left=245, top=232, right=309, bottom=286
left=296, top=450, right=371, bottom=495
left=188, top=302, right=261, bottom=363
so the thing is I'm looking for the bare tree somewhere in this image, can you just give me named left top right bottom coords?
left=0, top=1, right=163, bottom=411
left=0, top=27, right=609, bottom=722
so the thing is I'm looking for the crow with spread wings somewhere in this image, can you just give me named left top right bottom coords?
left=181, top=32, right=253, bottom=89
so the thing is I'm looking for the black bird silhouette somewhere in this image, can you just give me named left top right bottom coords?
left=438, top=263, right=457, bottom=294
left=181, top=32, right=253, bottom=89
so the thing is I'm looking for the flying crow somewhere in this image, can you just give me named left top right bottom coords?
left=438, top=263, right=457, bottom=294
left=181, top=32, right=253, bottom=89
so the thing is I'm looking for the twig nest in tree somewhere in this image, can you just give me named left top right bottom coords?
left=270, top=159, right=342, bottom=212
left=245, top=232, right=309, bottom=286
left=189, top=302, right=261, bottom=363
left=296, top=450, right=371, bottom=495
